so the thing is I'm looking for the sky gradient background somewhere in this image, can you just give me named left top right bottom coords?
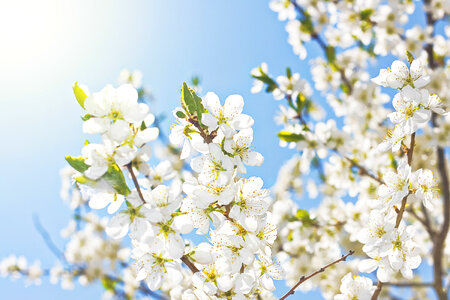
left=0, top=0, right=433, bottom=299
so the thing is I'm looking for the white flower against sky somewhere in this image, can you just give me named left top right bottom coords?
left=202, top=92, right=254, bottom=138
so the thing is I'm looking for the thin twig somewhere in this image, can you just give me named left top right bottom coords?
left=180, top=255, right=200, bottom=273
left=279, top=250, right=354, bottom=300
left=374, top=133, right=417, bottom=300
left=126, top=164, right=199, bottom=275
left=289, top=1, right=353, bottom=93
left=422, top=1, right=450, bottom=296
left=407, top=206, right=435, bottom=238
left=126, top=163, right=147, bottom=203
left=384, top=281, right=434, bottom=287
left=395, top=133, right=416, bottom=228
left=343, top=156, right=385, bottom=185
left=33, top=214, right=66, bottom=263
left=371, top=281, right=383, bottom=300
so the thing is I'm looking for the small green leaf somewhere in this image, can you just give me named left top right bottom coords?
left=103, top=164, right=131, bottom=196
left=277, top=131, right=305, bottom=143
left=65, top=156, right=90, bottom=173
left=74, top=175, right=97, bottom=187
left=251, top=73, right=278, bottom=93
left=137, top=88, right=145, bottom=99
left=359, top=8, right=374, bottom=21
left=325, top=46, right=336, bottom=63
left=406, top=51, right=414, bottom=65
left=81, top=114, right=92, bottom=121
left=176, top=110, right=186, bottom=119
left=296, top=209, right=311, bottom=221
left=191, top=75, right=200, bottom=86
left=140, top=121, right=147, bottom=130
left=286, top=67, right=292, bottom=79
left=73, top=82, right=87, bottom=109
left=389, top=153, right=398, bottom=169
left=181, top=82, right=205, bottom=123
left=340, top=83, right=351, bottom=95
left=299, top=14, right=314, bottom=34
left=101, top=277, right=117, bottom=292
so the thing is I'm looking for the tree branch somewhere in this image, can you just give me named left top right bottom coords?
left=180, top=255, right=200, bottom=273
left=33, top=214, right=66, bottom=263
left=371, top=281, right=383, bottom=300
left=407, top=206, right=435, bottom=238
left=343, top=156, right=385, bottom=185
left=126, top=163, right=147, bottom=204
left=279, top=250, right=354, bottom=300
left=126, top=164, right=199, bottom=275
left=289, top=0, right=353, bottom=94
left=384, top=281, right=433, bottom=287
left=395, top=133, right=416, bottom=228
left=422, top=1, right=449, bottom=297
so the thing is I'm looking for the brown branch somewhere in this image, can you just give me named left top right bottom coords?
left=432, top=144, right=450, bottom=300
left=343, top=156, right=385, bottom=185
left=395, top=133, right=416, bottom=228
left=126, top=164, right=200, bottom=276
left=126, top=163, right=147, bottom=204
left=181, top=255, right=200, bottom=273
left=422, top=1, right=449, bottom=297
left=384, top=281, right=433, bottom=287
left=188, top=117, right=216, bottom=144
left=33, top=214, right=66, bottom=263
left=290, top=0, right=353, bottom=94
left=371, top=281, right=383, bottom=300
left=279, top=250, right=354, bottom=300
left=375, top=133, right=417, bottom=299
left=407, top=207, right=435, bottom=238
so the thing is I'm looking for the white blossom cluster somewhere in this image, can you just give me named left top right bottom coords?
left=270, top=0, right=450, bottom=60
left=1, top=1, right=449, bottom=299
left=250, top=1, right=450, bottom=299
left=356, top=59, right=446, bottom=282
left=164, top=86, right=283, bottom=298
left=63, top=78, right=281, bottom=298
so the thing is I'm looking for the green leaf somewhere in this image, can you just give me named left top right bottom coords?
left=65, top=156, right=90, bottom=173
left=299, top=15, right=314, bottom=34
left=251, top=73, right=278, bottom=93
left=74, top=175, right=97, bottom=187
left=406, top=51, right=414, bottom=65
left=181, top=82, right=204, bottom=123
left=176, top=110, right=186, bottom=119
left=286, top=67, right=292, bottom=79
left=81, top=114, right=92, bottom=121
left=73, top=82, right=87, bottom=109
left=359, top=8, right=374, bottom=21
left=296, top=209, right=311, bottom=221
left=277, top=131, right=305, bottom=143
left=340, top=83, right=351, bottom=95
left=103, top=164, right=131, bottom=196
left=389, top=153, right=398, bottom=169
left=101, top=277, right=117, bottom=292
left=325, top=46, right=336, bottom=63
left=191, top=75, right=200, bottom=86
left=140, top=121, right=147, bottom=130
left=137, top=88, right=145, bottom=99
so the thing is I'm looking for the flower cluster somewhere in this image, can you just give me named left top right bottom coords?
left=161, top=84, right=282, bottom=298
left=1, top=1, right=449, bottom=299
left=65, top=81, right=281, bottom=298
left=252, top=1, right=449, bottom=297
left=355, top=59, right=446, bottom=284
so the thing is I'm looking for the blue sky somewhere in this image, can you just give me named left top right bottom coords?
left=0, top=0, right=435, bottom=299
